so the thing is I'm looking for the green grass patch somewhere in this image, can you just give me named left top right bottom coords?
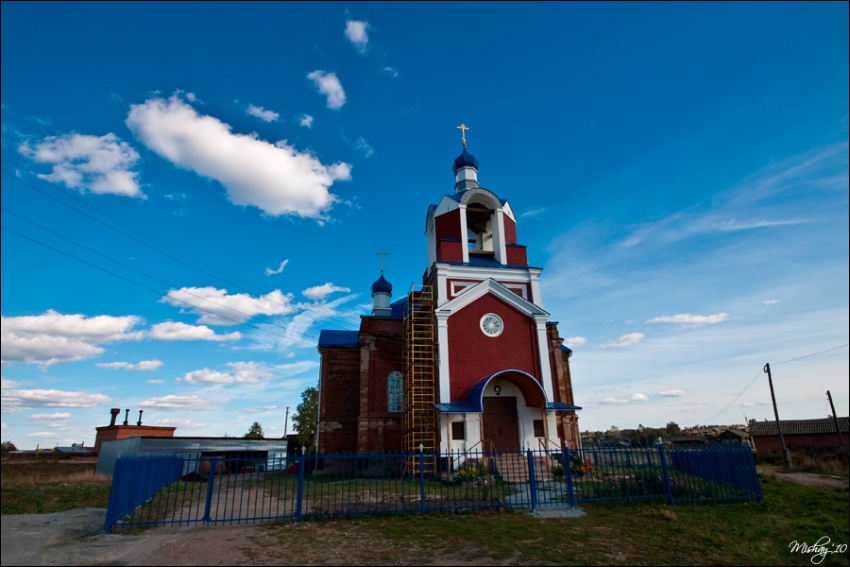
left=254, top=473, right=848, bottom=566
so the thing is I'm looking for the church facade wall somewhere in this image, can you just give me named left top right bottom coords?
left=434, top=209, right=462, bottom=242
left=318, top=346, right=360, bottom=454
left=357, top=317, right=405, bottom=453
left=503, top=215, right=517, bottom=244
left=447, top=294, right=541, bottom=401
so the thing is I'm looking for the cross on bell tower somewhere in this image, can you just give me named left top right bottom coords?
left=376, top=250, right=389, bottom=273
left=457, top=123, right=470, bottom=148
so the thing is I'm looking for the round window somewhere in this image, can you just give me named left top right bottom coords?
left=480, top=313, right=504, bottom=337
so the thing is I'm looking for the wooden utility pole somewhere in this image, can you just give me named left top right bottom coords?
left=826, top=390, right=846, bottom=450
left=764, top=363, right=792, bottom=469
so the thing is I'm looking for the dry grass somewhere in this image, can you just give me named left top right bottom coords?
left=1, top=460, right=111, bottom=514
left=1, top=460, right=106, bottom=486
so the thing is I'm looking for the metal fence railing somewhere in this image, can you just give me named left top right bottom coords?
left=104, top=446, right=762, bottom=532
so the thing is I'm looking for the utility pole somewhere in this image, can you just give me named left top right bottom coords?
left=283, top=406, right=290, bottom=438
left=764, top=363, right=792, bottom=469
left=826, top=390, right=846, bottom=450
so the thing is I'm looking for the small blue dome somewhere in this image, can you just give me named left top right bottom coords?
left=452, top=148, right=479, bottom=173
left=371, top=274, right=392, bottom=294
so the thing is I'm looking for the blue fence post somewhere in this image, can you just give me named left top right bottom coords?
left=657, top=446, right=673, bottom=504
left=562, top=447, right=575, bottom=508
left=296, top=447, right=306, bottom=522
left=419, top=444, right=426, bottom=517
left=526, top=449, right=537, bottom=511
left=201, top=457, right=220, bottom=524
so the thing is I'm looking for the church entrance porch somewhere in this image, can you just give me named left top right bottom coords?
left=482, top=396, right=520, bottom=451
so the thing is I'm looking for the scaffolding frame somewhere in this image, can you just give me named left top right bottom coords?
left=403, top=284, right=436, bottom=472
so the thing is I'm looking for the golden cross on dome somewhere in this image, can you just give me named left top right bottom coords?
left=376, top=250, right=389, bottom=272
left=457, top=123, right=469, bottom=148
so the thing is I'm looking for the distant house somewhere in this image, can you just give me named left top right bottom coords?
left=750, top=417, right=848, bottom=453
left=716, top=429, right=750, bottom=447
left=94, top=408, right=176, bottom=454
left=670, top=435, right=708, bottom=448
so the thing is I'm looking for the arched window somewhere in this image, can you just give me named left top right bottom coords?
left=387, top=371, right=403, bottom=413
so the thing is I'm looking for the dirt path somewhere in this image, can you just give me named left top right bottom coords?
left=757, top=465, right=849, bottom=490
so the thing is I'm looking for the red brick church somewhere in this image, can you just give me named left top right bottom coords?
left=317, top=130, right=581, bottom=456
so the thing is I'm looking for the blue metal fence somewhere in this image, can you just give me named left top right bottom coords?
left=104, top=446, right=761, bottom=532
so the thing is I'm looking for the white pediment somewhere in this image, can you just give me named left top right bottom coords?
left=435, top=278, right=549, bottom=319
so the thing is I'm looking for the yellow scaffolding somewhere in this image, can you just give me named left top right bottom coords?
left=403, top=284, right=436, bottom=472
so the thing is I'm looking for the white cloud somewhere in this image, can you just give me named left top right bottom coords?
left=647, top=313, right=730, bottom=326
left=96, top=359, right=163, bottom=371
left=256, top=293, right=360, bottom=351
left=1, top=310, right=143, bottom=367
left=265, top=259, right=289, bottom=276
left=563, top=336, right=587, bottom=348
left=601, top=332, right=645, bottom=348
left=302, top=283, right=351, bottom=301
left=18, top=132, right=143, bottom=197
left=2, top=388, right=110, bottom=411
left=155, top=418, right=207, bottom=428
left=659, top=389, right=687, bottom=397
left=139, top=395, right=208, bottom=409
left=149, top=321, right=242, bottom=341
left=178, top=361, right=272, bottom=385
left=246, top=104, right=279, bottom=122
left=29, top=412, right=71, bottom=421
left=600, top=392, right=649, bottom=404
left=520, top=208, right=546, bottom=219
left=345, top=19, right=369, bottom=54
left=306, top=71, right=346, bottom=110
left=159, top=286, right=294, bottom=326
left=126, top=94, right=350, bottom=219
left=354, top=136, right=374, bottom=158
left=299, top=114, right=314, bottom=128
left=762, top=299, right=781, bottom=305
left=27, top=431, right=57, bottom=438
left=147, top=379, right=165, bottom=384
left=382, top=66, right=399, bottom=78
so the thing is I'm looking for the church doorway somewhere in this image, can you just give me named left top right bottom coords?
left=483, top=396, right=520, bottom=451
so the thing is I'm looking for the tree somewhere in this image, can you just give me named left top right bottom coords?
left=1, top=441, right=17, bottom=455
left=665, top=421, right=682, bottom=437
left=244, top=421, right=265, bottom=439
left=292, top=385, right=318, bottom=453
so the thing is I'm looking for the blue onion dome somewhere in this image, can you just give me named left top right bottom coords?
left=452, top=148, right=479, bottom=173
left=371, top=274, right=392, bottom=294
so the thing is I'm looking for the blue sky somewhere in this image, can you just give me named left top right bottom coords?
left=2, top=2, right=847, bottom=448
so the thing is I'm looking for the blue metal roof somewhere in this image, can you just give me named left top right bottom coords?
left=371, top=274, right=392, bottom=294
left=452, top=148, right=479, bottom=172
left=548, top=402, right=582, bottom=411
left=441, top=257, right=535, bottom=270
left=435, top=401, right=483, bottom=414
left=318, top=330, right=359, bottom=348
left=390, top=297, right=407, bottom=318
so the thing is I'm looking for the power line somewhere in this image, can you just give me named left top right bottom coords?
left=1, top=161, right=361, bottom=332
left=703, top=368, right=763, bottom=424
left=703, top=343, right=849, bottom=423
left=1, top=206, right=337, bottom=342
left=773, top=343, right=849, bottom=366
left=1, top=225, right=321, bottom=348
